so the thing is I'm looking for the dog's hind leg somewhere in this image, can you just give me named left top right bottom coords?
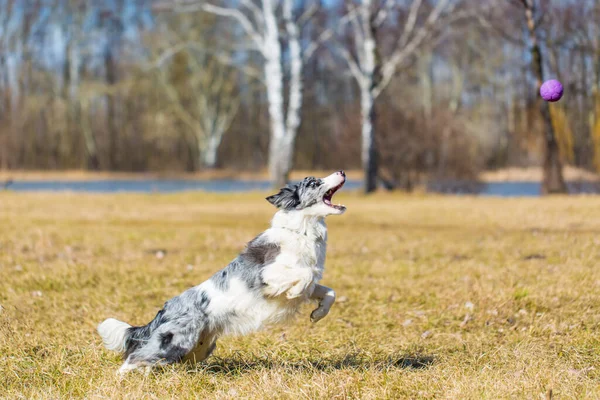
left=119, top=320, right=205, bottom=375
left=184, top=330, right=218, bottom=364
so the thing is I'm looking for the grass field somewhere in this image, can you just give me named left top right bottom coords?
left=2, top=190, right=600, bottom=399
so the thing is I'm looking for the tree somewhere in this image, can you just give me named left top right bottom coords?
left=62, top=1, right=100, bottom=170
left=99, top=6, right=125, bottom=170
left=338, top=0, right=467, bottom=193
left=1, top=0, right=597, bottom=183
left=157, top=0, right=323, bottom=187
left=519, top=0, right=567, bottom=194
left=156, top=50, right=240, bottom=169
left=149, top=10, right=241, bottom=170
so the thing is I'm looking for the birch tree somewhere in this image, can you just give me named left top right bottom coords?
left=157, top=51, right=240, bottom=169
left=339, top=0, right=467, bottom=193
left=159, top=0, right=322, bottom=187
left=148, top=10, right=244, bottom=170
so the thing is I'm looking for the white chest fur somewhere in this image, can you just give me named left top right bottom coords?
left=269, top=213, right=327, bottom=269
left=261, top=213, right=329, bottom=298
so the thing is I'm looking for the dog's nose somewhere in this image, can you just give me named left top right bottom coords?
left=338, top=170, right=346, bottom=178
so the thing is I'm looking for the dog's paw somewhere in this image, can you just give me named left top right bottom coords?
left=286, top=280, right=314, bottom=299
left=286, top=289, right=303, bottom=299
left=117, top=361, right=138, bottom=376
left=310, top=306, right=329, bottom=323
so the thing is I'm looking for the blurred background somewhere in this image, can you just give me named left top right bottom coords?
left=0, top=0, right=598, bottom=195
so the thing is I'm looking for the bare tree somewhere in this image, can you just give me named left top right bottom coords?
left=63, top=1, right=100, bottom=169
left=479, top=0, right=568, bottom=193
left=157, top=0, right=323, bottom=187
left=156, top=51, right=239, bottom=169
left=146, top=9, right=243, bottom=170
left=101, top=8, right=124, bottom=170
left=2, top=0, right=598, bottom=183
left=338, top=0, right=466, bottom=193
left=519, top=0, right=566, bottom=194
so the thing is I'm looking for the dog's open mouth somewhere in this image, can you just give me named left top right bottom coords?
left=323, top=181, right=346, bottom=211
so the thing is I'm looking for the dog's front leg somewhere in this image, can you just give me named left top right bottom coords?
left=309, top=284, right=336, bottom=323
left=262, top=265, right=313, bottom=299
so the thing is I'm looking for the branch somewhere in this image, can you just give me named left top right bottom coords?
left=165, top=1, right=265, bottom=53
left=443, top=9, right=482, bottom=27
left=148, top=42, right=195, bottom=69
left=373, top=0, right=396, bottom=27
left=303, top=7, right=361, bottom=63
left=157, top=69, right=204, bottom=139
left=358, top=0, right=371, bottom=46
left=337, top=43, right=364, bottom=84
left=346, top=1, right=365, bottom=44
left=427, top=10, right=482, bottom=52
left=148, top=42, right=265, bottom=84
left=203, top=3, right=264, bottom=51
left=303, top=29, right=334, bottom=61
left=298, top=2, right=319, bottom=27
left=211, top=53, right=265, bottom=84
left=240, top=0, right=264, bottom=26
left=399, top=0, right=423, bottom=48
left=375, top=0, right=452, bottom=98
left=197, top=63, right=240, bottom=143
left=283, top=0, right=303, bottom=135
left=476, top=7, right=525, bottom=46
left=345, top=1, right=370, bottom=69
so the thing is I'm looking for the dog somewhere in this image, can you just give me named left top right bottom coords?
left=97, top=171, right=347, bottom=374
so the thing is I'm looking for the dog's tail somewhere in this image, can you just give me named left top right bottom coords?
left=97, top=318, right=132, bottom=353
left=98, top=309, right=168, bottom=357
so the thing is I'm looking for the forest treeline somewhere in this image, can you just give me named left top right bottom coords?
left=0, top=0, right=597, bottom=191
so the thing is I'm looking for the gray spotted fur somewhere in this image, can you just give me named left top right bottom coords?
left=211, top=234, right=280, bottom=291
left=266, top=176, right=326, bottom=210
left=121, top=233, right=282, bottom=366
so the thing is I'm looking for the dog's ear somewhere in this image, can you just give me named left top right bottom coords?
left=266, top=185, right=300, bottom=210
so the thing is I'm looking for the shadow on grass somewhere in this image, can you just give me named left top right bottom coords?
left=181, top=352, right=434, bottom=375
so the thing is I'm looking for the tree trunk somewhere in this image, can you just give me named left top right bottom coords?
left=281, top=0, right=303, bottom=184
left=268, top=134, right=289, bottom=188
left=104, top=47, right=118, bottom=170
left=361, top=1, right=380, bottom=193
left=360, top=86, right=378, bottom=193
left=542, top=134, right=565, bottom=194
left=80, top=99, right=100, bottom=170
left=201, top=132, right=222, bottom=169
left=263, top=0, right=290, bottom=188
left=87, top=150, right=100, bottom=171
left=591, top=50, right=600, bottom=172
left=420, top=53, right=433, bottom=119
left=523, top=0, right=567, bottom=194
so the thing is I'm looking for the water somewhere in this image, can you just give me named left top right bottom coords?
left=427, top=181, right=600, bottom=197
left=5, top=179, right=363, bottom=194
left=4, top=179, right=600, bottom=197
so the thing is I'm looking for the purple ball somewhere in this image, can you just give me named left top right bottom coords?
left=540, top=79, right=564, bottom=102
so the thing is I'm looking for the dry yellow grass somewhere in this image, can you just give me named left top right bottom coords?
left=1, top=191, right=600, bottom=399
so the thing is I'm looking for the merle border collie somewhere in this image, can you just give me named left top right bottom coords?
left=98, top=171, right=347, bottom=374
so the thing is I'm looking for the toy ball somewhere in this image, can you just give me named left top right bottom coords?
left=540, top=79, right=563, bottom=102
